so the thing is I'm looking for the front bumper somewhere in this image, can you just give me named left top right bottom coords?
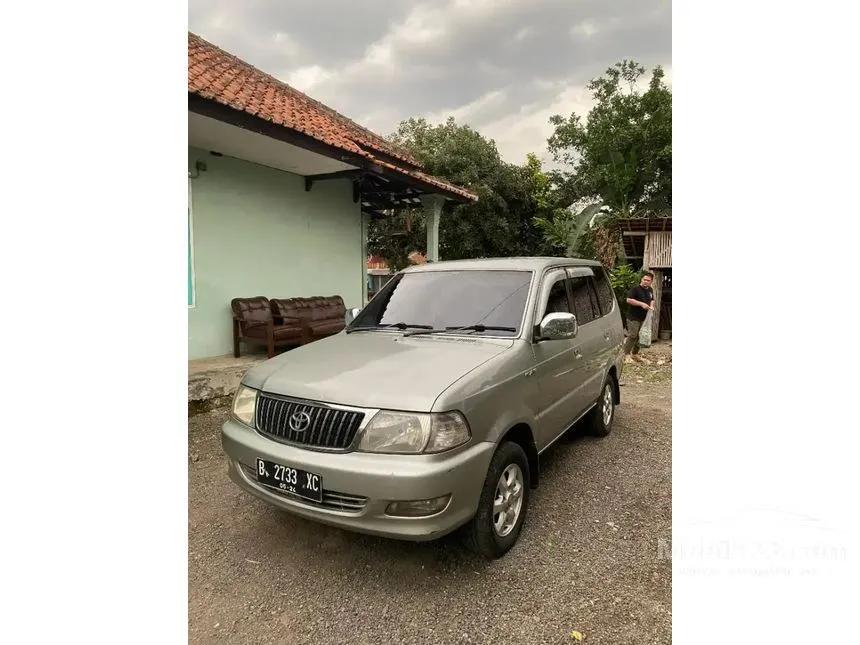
left=220, top=418, right=496, bottom=541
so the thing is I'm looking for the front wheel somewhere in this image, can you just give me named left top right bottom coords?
left=462, top=441, right=531, bottom=559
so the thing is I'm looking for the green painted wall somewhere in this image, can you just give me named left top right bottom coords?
left=187, top=147, right=363, bottom=360
left=188, top=197, right=194, bottom=306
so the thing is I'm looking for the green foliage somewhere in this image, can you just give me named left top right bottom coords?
left=533, top=202, right=605, bottom=257
left=610, top=263, right=641, bottom=293
left=609, top=263, right=646, bottom=322
left=547, top=60, right=672, bottom=219
left=368, top=117, right=552, bottom=266
left=366, top=214, right=425, bottom=272
left=533, top=212, right=573, bottom=256
left=368, top=57, right=670, bottom=269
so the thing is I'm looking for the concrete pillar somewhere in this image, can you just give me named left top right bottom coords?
left=360, top=211, right=370, bottom=305
left=420, top=194, right=446, bottom=262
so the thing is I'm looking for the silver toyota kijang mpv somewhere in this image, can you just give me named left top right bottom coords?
left=221, top=257, right=625, bottom=559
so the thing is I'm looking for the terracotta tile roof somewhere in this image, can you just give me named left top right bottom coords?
left=188, top=32, right=477, bottom=202
left=371, top=158, right=480, bottom=201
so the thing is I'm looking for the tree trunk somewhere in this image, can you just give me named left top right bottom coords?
left=594, top=225, right=620, bottom=269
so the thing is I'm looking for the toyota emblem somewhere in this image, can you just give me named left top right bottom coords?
left=288, top=411, right=312, bottom=433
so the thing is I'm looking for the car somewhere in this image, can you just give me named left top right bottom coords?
left=220, top=257, right=625, bottom=559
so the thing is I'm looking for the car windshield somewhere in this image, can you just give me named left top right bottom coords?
left=350, top=269, right=533, bottom=337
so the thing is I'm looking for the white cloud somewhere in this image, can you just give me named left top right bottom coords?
left=424, top=89, right=508, bottom=125
left=479, top=63, right=672, bottom=165
left=391, top=4, right=448, bottom=46
left=531, top=77, right=566, bottom=92
left=189, top=0, right=671, bottom=170
left=272, top=31, right=298, bottom=52
left=284, top=0, right=522, bottom=100
left=286, top=65, right=333, bottom=92
left=662, top=66, right=673, bottom=86
left=480, top=84, right=595, bottom=164
left=451, top=0, right=497, bottom=10
left=515, top=26, right=536, bottom=41
left=571, top=20, right=599, bottom=39
left=364, top=42, right=394, bottom=68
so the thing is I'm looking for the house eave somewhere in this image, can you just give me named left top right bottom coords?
left=188, top=92, right=478, bottom=205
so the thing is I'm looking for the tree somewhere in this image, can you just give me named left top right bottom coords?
left=546, top=60, right=672, bottom=267
left=368, top=117, right=550, bottom=268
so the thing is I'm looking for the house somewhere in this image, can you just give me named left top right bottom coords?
left=365, top=251, right=428, bottom=297
left=187, top=32, right=477, bottom=360
left=366, top=255, right=394, bottom=298
left=617, top=215, right=672, bottom=341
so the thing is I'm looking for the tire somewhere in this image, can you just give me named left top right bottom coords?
left=586, top=375, right=616, bottom=437
left=462, top=441, right=531, bottom=559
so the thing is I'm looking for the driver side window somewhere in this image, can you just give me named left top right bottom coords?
left=543, top=278, right=572, bottom=317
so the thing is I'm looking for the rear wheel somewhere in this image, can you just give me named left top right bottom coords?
left=462, top=441, right=531, bottom=559
left=586, top=376, right=616, bottom=437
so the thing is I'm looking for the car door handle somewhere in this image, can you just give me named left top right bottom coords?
left=603, top=332, right=611, bottom=341
left=574, top=349, right=583, bottom=359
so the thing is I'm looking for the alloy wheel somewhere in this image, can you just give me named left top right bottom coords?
left=492, top=463, right=524, bottom=537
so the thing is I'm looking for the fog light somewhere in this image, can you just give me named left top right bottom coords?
left=385, top=495, right=452, bottom=517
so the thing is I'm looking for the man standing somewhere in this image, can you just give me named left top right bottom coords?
left=624, top=271, right=655, bottom=362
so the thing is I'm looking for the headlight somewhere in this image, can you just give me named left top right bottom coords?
left=358, top=410, right=471, bottom=454
left=231, top=385, right=258, bottom=427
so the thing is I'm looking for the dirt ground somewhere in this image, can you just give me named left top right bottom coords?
left=188, top=341, right=672, bottom=645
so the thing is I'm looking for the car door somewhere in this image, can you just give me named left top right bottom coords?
left=590, top=265, right=624, bottom=374
left=565, top=268, right=606, bottom=408
left=530, top=268, right=589, bottom=449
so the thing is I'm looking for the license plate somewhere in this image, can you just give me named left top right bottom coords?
left=255, top=458, right=323, bottom=503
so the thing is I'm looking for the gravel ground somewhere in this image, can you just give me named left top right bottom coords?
left=188, top=342, right=672, bottom=645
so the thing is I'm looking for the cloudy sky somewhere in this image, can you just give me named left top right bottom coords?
left=188, top=0, right=671, bottom=165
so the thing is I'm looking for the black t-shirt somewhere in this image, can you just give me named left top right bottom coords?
left=627, top=284, right=654, bottom=322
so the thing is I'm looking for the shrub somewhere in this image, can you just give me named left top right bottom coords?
left=610, top=264, right=645, bottom=325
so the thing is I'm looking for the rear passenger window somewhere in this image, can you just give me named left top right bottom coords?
left=592, top=267, right=616, bottom=316
left=568, top=277, right=599, bottom=325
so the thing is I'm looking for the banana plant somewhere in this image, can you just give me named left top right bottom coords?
left=534, top=202, right=606, bottom=257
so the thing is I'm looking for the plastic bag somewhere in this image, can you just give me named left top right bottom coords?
left=639, top=309, right=653, bottom=348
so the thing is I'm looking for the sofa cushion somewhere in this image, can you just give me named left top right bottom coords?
left=272, top=296, right=345, bottom=323
left=243, top=324, right=303, bottom=341
left=231, top=297, right=272, bottom=324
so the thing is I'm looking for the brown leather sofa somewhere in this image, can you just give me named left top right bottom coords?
left=271, top=296, right=346, bottom=343
left=231, top=295, right=347, bottom=358
left=230, top=296, right=308, bottom=358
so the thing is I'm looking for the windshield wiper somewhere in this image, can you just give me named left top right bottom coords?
left=403, top=324, right=517, bottom=337
left=347, top=322, right=433, bottom=334
left=447, top=324, right=517, bottom=333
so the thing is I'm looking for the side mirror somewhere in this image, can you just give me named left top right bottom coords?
left=537, top=312, right=578, bottom=341
left=345, top=307, right=361, bottom=325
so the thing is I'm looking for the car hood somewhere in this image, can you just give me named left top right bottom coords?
left=241, top=331, right=514, bottom=412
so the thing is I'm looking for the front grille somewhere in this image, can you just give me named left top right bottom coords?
left=240, top=464, right=368, bottom=512
left=255, top=394, right=365, bottom=450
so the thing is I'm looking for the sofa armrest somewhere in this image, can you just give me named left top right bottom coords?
left=272, top=314, right=312, bottom=330
left=234, top=317, right=273, bottom=335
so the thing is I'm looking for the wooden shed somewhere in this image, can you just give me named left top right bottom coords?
left=617, top=216, right=672, bottom=341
